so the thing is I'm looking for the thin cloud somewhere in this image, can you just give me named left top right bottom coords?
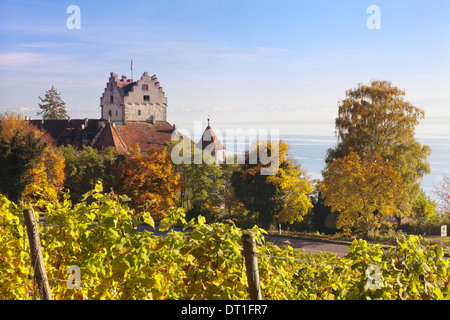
left=0, top=52, right=71, bottom=71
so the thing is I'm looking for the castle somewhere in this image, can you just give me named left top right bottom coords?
left=100, top=72, right=167, bottom=125
left=29, top=71, right=224, bottom=161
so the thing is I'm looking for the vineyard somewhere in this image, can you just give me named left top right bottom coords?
left=1, top=184, right=449, bottom=300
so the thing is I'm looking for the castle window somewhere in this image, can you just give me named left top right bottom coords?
left=115, top=110, right=118, bottom=117
left=143, top=95, right=150, bottom=102
left=110, top=95, right=114, bottom=104
left=143, top=84, right=149, bottom=91
left=108, top=110, right=112, bottom=117
left=138, top=110, right=141, bottom=116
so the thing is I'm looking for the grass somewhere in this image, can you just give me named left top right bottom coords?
left=425, top=235, right=449, bottom=248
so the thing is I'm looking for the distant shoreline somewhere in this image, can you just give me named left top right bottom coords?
left=221, top=133, right=449, bottom=200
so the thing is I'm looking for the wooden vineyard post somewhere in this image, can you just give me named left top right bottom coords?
left=23, top=208, right=52, bottom=300
left=242, top=231, right=262, bottom=300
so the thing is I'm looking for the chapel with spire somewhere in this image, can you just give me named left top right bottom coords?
left=197, top=117, right=225, bottom=164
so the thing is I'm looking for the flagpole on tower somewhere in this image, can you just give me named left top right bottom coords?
left=131, top=59, right=133, bottom=81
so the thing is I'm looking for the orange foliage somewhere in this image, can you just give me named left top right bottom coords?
left=113, top=144, right=180, bottom=219
left=0, top=113, right=65, bottom=203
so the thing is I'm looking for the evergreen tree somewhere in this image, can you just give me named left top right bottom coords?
left=37, top=86, right=69, bottom=120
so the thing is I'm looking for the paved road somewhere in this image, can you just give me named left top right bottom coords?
left=138, top=223, right=350, bottom=257
left=264, top=235, right=350, bottom=257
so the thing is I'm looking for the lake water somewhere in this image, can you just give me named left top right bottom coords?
left=223, top=134, right=450, bottom=199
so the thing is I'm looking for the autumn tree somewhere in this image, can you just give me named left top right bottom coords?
left=37, top=86, right=69, bottom=120
left=231, top=139, right=312, bottom=229
left=24, top=133, right=65, bottom=204
left=112, top=144, right=180, bottom=219
left=434, top=173, right=450, bottom=215
left=412, top=190, right=438, bottom=225
left=0, top=113, right=65, bottom=203
left=267, top=141, right=313, bottom=224
left=319, top=151, right=407, bottom=238
left=326, top=80, right=431, bottom=223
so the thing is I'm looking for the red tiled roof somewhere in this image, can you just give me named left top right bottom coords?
left=117, top=81, right=136, bottom=96
left=90, top=122, right=127, bottom=153
left=198, top=125, right=225, bottom=150
left=91, top=121, right=175, bottom=153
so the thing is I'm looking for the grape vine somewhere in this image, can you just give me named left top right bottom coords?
left=1, top=184, right=449, bottom=300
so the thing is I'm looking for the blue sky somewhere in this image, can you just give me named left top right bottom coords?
left=0, top=0, right=449, bottom=137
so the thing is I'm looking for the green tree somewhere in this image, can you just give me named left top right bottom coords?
left=171, top=140, right=225, bottom=222
left=37, top=86, right=69, bottom=120
left=220, top=155, right=242, bottom=217
left=326, top=80, right=431, bottom=226
left=308, top=190, right=335, bottom=234
left=60, top=145, right=112, bottom=202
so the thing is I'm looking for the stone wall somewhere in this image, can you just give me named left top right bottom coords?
left=100, top=72, right=127, bottom=122
left=100, top=71, right=167, bottom=123
left=123, top=72, right=167, bottom=122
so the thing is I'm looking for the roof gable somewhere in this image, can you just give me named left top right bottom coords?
left=90, top=121, right=175, bottom=153
left=198, top=125, right=225, bottom=151
left=90, top=122, right=127, bottom=153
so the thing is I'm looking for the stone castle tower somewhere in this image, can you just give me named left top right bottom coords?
left=29, top=71, right=228, bottom=157
left=100, top=72, right=167, bottom=124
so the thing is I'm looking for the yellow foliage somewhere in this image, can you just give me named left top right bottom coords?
left=0, top=195, right=30, bottom=299
left=319, top=151, right=407, bottom=236
left=24, top=143, right=65, bottom=203
left=0, top=113, right=65, bottom=204
left=246, top=139, right=313, bottom=224
left=268, top=145, right=313, bottom=224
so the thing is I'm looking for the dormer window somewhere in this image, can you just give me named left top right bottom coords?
left=143, top=84, right=149, bottom=91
